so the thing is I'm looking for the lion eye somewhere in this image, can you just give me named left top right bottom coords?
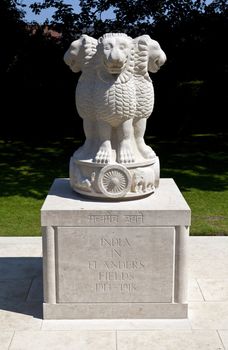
left=119, top=44, right=126, bottom=50
left=104, top=44, right=112, bottom=50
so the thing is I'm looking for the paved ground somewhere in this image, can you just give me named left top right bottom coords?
left=0, top=236, right=228, bottom=349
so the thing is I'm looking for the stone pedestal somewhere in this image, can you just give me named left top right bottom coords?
left=41, top=178, right=190, bottom=319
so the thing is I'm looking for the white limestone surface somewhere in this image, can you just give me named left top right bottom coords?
left=64, top=33, right=166, bottom=199
left=41, top=178, right=191, bottom=227
left=41, top=318, right=191, bottom=331
left=0, top=304, right=42, bottom=331
left=41, top=178, right=190, bottom=319
left=9, top=330, right=116, bottom=350
left=0, top=237, right=228, bottom=349
left=56, top=226, right=175, bottom=303
left=189, top=302, right=228, bottom=330
left=189, top=237, right=228, bottom=279
left=0, top=331, right=14, bottom=350
left=218, top=331, right=228, bottom=349
left=188, top=279, right=204, bottom=301
left=116, top=330, right=224, bottom=350
left=197, top=279, right=228, bottom=301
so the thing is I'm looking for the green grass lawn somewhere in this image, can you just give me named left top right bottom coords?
left=0, top=134, right=227, bottom=236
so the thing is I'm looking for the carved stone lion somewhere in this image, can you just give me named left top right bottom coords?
left=64, top=33, right=166, bottom=164
left=133, top=35, right=167, bottom=159
left=64, top=34, right=98, bottom=159
left=64, top=33, right=166, bottom=199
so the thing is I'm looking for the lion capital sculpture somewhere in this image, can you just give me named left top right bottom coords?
left=64, top=33, right=166, bottom=200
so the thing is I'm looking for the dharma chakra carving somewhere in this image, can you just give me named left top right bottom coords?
left=64, top=33, right=166, bottom=200
left=98, top=165, right=131, bottom=198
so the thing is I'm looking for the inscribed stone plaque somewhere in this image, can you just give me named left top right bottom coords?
left=56, top=226, right=175, bottom=303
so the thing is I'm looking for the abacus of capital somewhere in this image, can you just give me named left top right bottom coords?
left=41, top=33, right=190, bottom=319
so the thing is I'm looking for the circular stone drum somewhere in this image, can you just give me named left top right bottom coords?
left=69, top=157, right=160, bottom=200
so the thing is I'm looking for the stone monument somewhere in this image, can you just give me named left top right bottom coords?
left=63, top=33, right=166, bottom=199
left=41, top=33, right=190, bottom=319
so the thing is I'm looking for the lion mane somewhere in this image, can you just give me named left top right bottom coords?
left=64, top=33, right=166, bottom=161
left=64, top=34, right=97, bottom=73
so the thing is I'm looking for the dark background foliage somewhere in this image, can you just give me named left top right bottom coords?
left=1, top=0, right=227, bottom=140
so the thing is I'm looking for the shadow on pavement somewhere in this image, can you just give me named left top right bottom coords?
left=0, top=257, right=43, bottom=319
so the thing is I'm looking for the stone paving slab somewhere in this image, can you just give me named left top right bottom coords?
left=41, top=318, right=191, bottom=331
left=0, top=236, right=228, bottom=350
left=0, top=302, right=42, bottom=331
left=9, top=330, right=116, bottom=350
left=188, top=279, right=204, bottom=301
left=218, top=331, right=228, bottom=349
left=189, top=237, right=228, bottom=279
left=0, top=279, right=32, bottom=302
left=189, top=302, right=228, bottom=330
left=26, top=277, right=43, bottom=303
left=0, top=257, right=42, bottom=279
left=197, top=279, right=228, bottom=301
left=0, top=331, right=14, bottom=350
left=116, top=330, right=224, bottom=350
left=0, top=237, right=42, bottom=257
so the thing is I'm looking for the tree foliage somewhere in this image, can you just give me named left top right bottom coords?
left=0, top=0, right=26, bottom=73
left=1, top=0, right=227, bottom=138
left=29, top=0, right=227, bottom=37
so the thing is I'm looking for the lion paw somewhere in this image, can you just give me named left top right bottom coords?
left=118, top=142, right=135, bottom=164
left=137, top=142, right=156, bottom=159
left=95, top=146, right=112, bottom=164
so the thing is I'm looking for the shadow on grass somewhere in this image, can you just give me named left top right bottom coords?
left=0, top=133, right=227, bottom=199
left=150, top=133, right=228, bottom=192
left=0, top=138, right=82, bottom=199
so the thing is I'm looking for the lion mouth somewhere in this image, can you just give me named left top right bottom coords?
left=154, top=57, right=161, bottom=70
left=104, top=60, right=127, bottom=74
left=154, top=53, right=167, bottom=70
left=149, top=57, right=163, bottom=73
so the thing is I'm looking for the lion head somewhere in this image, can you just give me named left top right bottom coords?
left=97, top=33, right=134, bottom=76
left=64, top=34, right=97, bottom=73
left=134, top=35, right=166, bottom=75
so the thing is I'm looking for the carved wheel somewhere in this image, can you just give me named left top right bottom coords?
left=98, top=165, right=131, bottom=198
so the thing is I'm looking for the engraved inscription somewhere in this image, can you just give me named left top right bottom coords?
left=87, top=235, right=145, bottom=294
left=101, top=237, right=131, bottom=258
left=100, top=237, right=131, bottom=247
left=98, top=271, right=134, bottom=281
left=95, top=282, right=136, bottom=292
left=96, top=283, right=111, bottom=292
left=87, top=214, right=144, bottom=225
left=124, top=214, right=143, bottom=224
left=121, top=283, right=136, bottom=292
left=57, top=226, right=175, bottom=303
left=88, top=261, right=97, bottom=269
left=104, top=261, right=145, bottom=269
left=88, top=215, right=118, bottom=224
